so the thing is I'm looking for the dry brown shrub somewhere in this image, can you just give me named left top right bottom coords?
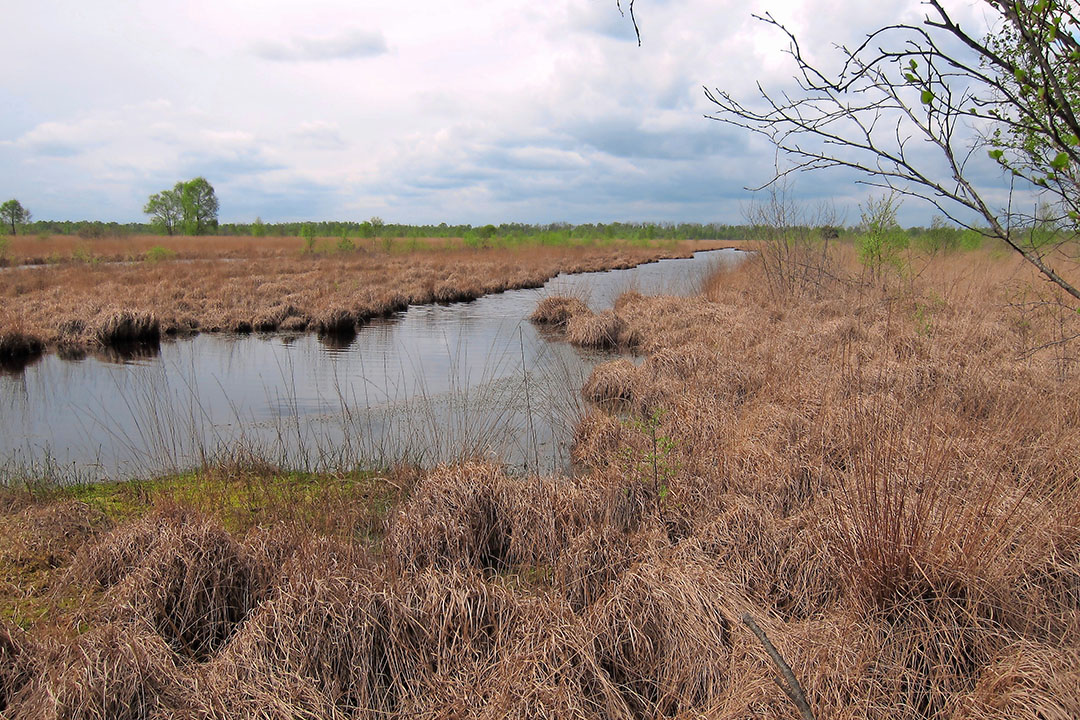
left=11, top=622, right=189, bottom=720
left=1, top=622, right=33, bottom=714
left=566, top=310, right=626, bottom=350
left=957, top=642, right=1080, bottom=719
left=581, top=359, right=640, bottom=406
left=586, top=545, right=738, bottom=717
left=73, top=509, right=276, bottom=659
left=529, top=296, right=589, bottom=328
left=385, top=462, right=591, bottom=573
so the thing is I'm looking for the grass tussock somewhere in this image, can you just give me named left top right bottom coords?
left=3, top=246, right=1079, bottom=718
left=0, top=622, right=32, bottom=714
left=73, top=509, right=278, bottom=659
left=566, top=310, right=628, bottom=350
left=0, top=326, right=44, bottom=368
left=529, top=295, right=589, bottom=327
left=12, top=622, right=189, bottom=720
left=92, top=310, right=161, bottom=346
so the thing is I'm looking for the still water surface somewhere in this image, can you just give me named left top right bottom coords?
left=1, top=249, right=742, bottom=481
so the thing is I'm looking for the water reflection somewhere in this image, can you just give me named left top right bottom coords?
left=0, top=249, right=743, bottom=481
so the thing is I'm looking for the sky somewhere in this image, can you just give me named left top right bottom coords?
left=0, top=1, right=998, bottom=225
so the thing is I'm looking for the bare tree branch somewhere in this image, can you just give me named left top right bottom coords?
left=703, top=1, right=1080, bottom=301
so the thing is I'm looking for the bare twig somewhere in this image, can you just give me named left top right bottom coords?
left=741, top=613, right=816, bottom=720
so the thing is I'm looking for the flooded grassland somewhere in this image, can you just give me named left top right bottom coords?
left=2, top=247, right=1078, bottom=719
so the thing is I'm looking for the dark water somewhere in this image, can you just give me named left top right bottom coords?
left=0, top=249, right=743, bottom=481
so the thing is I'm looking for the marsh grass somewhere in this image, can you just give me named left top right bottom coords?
left=0, top=240, right=724, bottom=363
left=1, top=247, right=1078, bottom=718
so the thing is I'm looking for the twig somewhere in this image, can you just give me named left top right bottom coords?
left=741, top=613, right=816, bottom=720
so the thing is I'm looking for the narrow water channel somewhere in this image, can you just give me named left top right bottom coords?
left=0, top=249, right=743, bottom=482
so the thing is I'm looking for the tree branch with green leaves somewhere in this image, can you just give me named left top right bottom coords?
left=699, top=0, right=1080, bottom=301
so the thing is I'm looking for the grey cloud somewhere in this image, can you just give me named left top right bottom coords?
left=294, top=122, right=348, bottom=150
left=222, top=178, right=345, bottom=222
left=252, top=29, right=388, bottom=62
left=177, top=150, right=284, bottom=182
left=562, top=118, right=743, bottom=161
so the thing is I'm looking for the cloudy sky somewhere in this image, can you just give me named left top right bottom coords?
left=1, top=1, right=996, bottom=225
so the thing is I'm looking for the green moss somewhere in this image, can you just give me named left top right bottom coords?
left=12, top=467, right=404, bottom=538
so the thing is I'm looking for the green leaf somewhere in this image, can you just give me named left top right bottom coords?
left=1014, top=68, right=1028, bottom=83
left=1067, top=135, right=1080, bottom=147
left=904, top=72, right=917, bottom=83
left=921, top=89, right=934, bottom=105
left=909, top=59, right=917, bottom=70
left=988, top=149, right=1004, bottom=161
left=1051, top=151, right=1070, bottom=170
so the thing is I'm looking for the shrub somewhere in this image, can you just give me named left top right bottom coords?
left=299, top=224, right=317, bottom=254
left=336, top=233, right=355, bottom=253
left=144, top=245, right=176, bottom=263
left=856, top=193, right=908, bottom=283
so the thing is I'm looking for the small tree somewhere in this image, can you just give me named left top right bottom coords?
left=299, top=223, right=317, bottom=253
left=0, top=199, right=31, bottom=236
left=143, top=188, right=182, bottom=235
left=251, top=216, right=267, bottom=237
left=369, top=216, right=385, bottom=251
left=856, top=194, right=908, bottom=285
left=181, top=177, right=219, bottom=235
left=144, top=178, right=218, bottom=236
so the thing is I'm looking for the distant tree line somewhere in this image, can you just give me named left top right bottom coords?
left=13, top=217, right=993, bottom=251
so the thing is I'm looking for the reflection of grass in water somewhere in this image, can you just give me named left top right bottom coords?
left=0, top=252, right=732, bottom=484
left=0, top=321, right=600, bottom=484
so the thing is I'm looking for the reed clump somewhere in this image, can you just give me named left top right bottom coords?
left=0, top=326, right=44, bottom=367
left=529, top=295, right=589, bottom=327
left=73, top=509, right=278, bottom=659
left=566, top=310, right=627, bottom=350
left=11, top=622, right=190, bottom=720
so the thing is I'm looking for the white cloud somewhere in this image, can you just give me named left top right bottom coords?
left=0, top=0, right=1006, bottom=224
left=251, top=29, right=388, bottom=62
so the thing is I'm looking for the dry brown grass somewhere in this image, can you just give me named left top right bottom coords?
left=2, top=246, right=1078, bottom=718
left=529, top=295, right=589, bottom=327
left=566, top=310, right=629, bottom=350
left=0, top=240, right=722, bottom=363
